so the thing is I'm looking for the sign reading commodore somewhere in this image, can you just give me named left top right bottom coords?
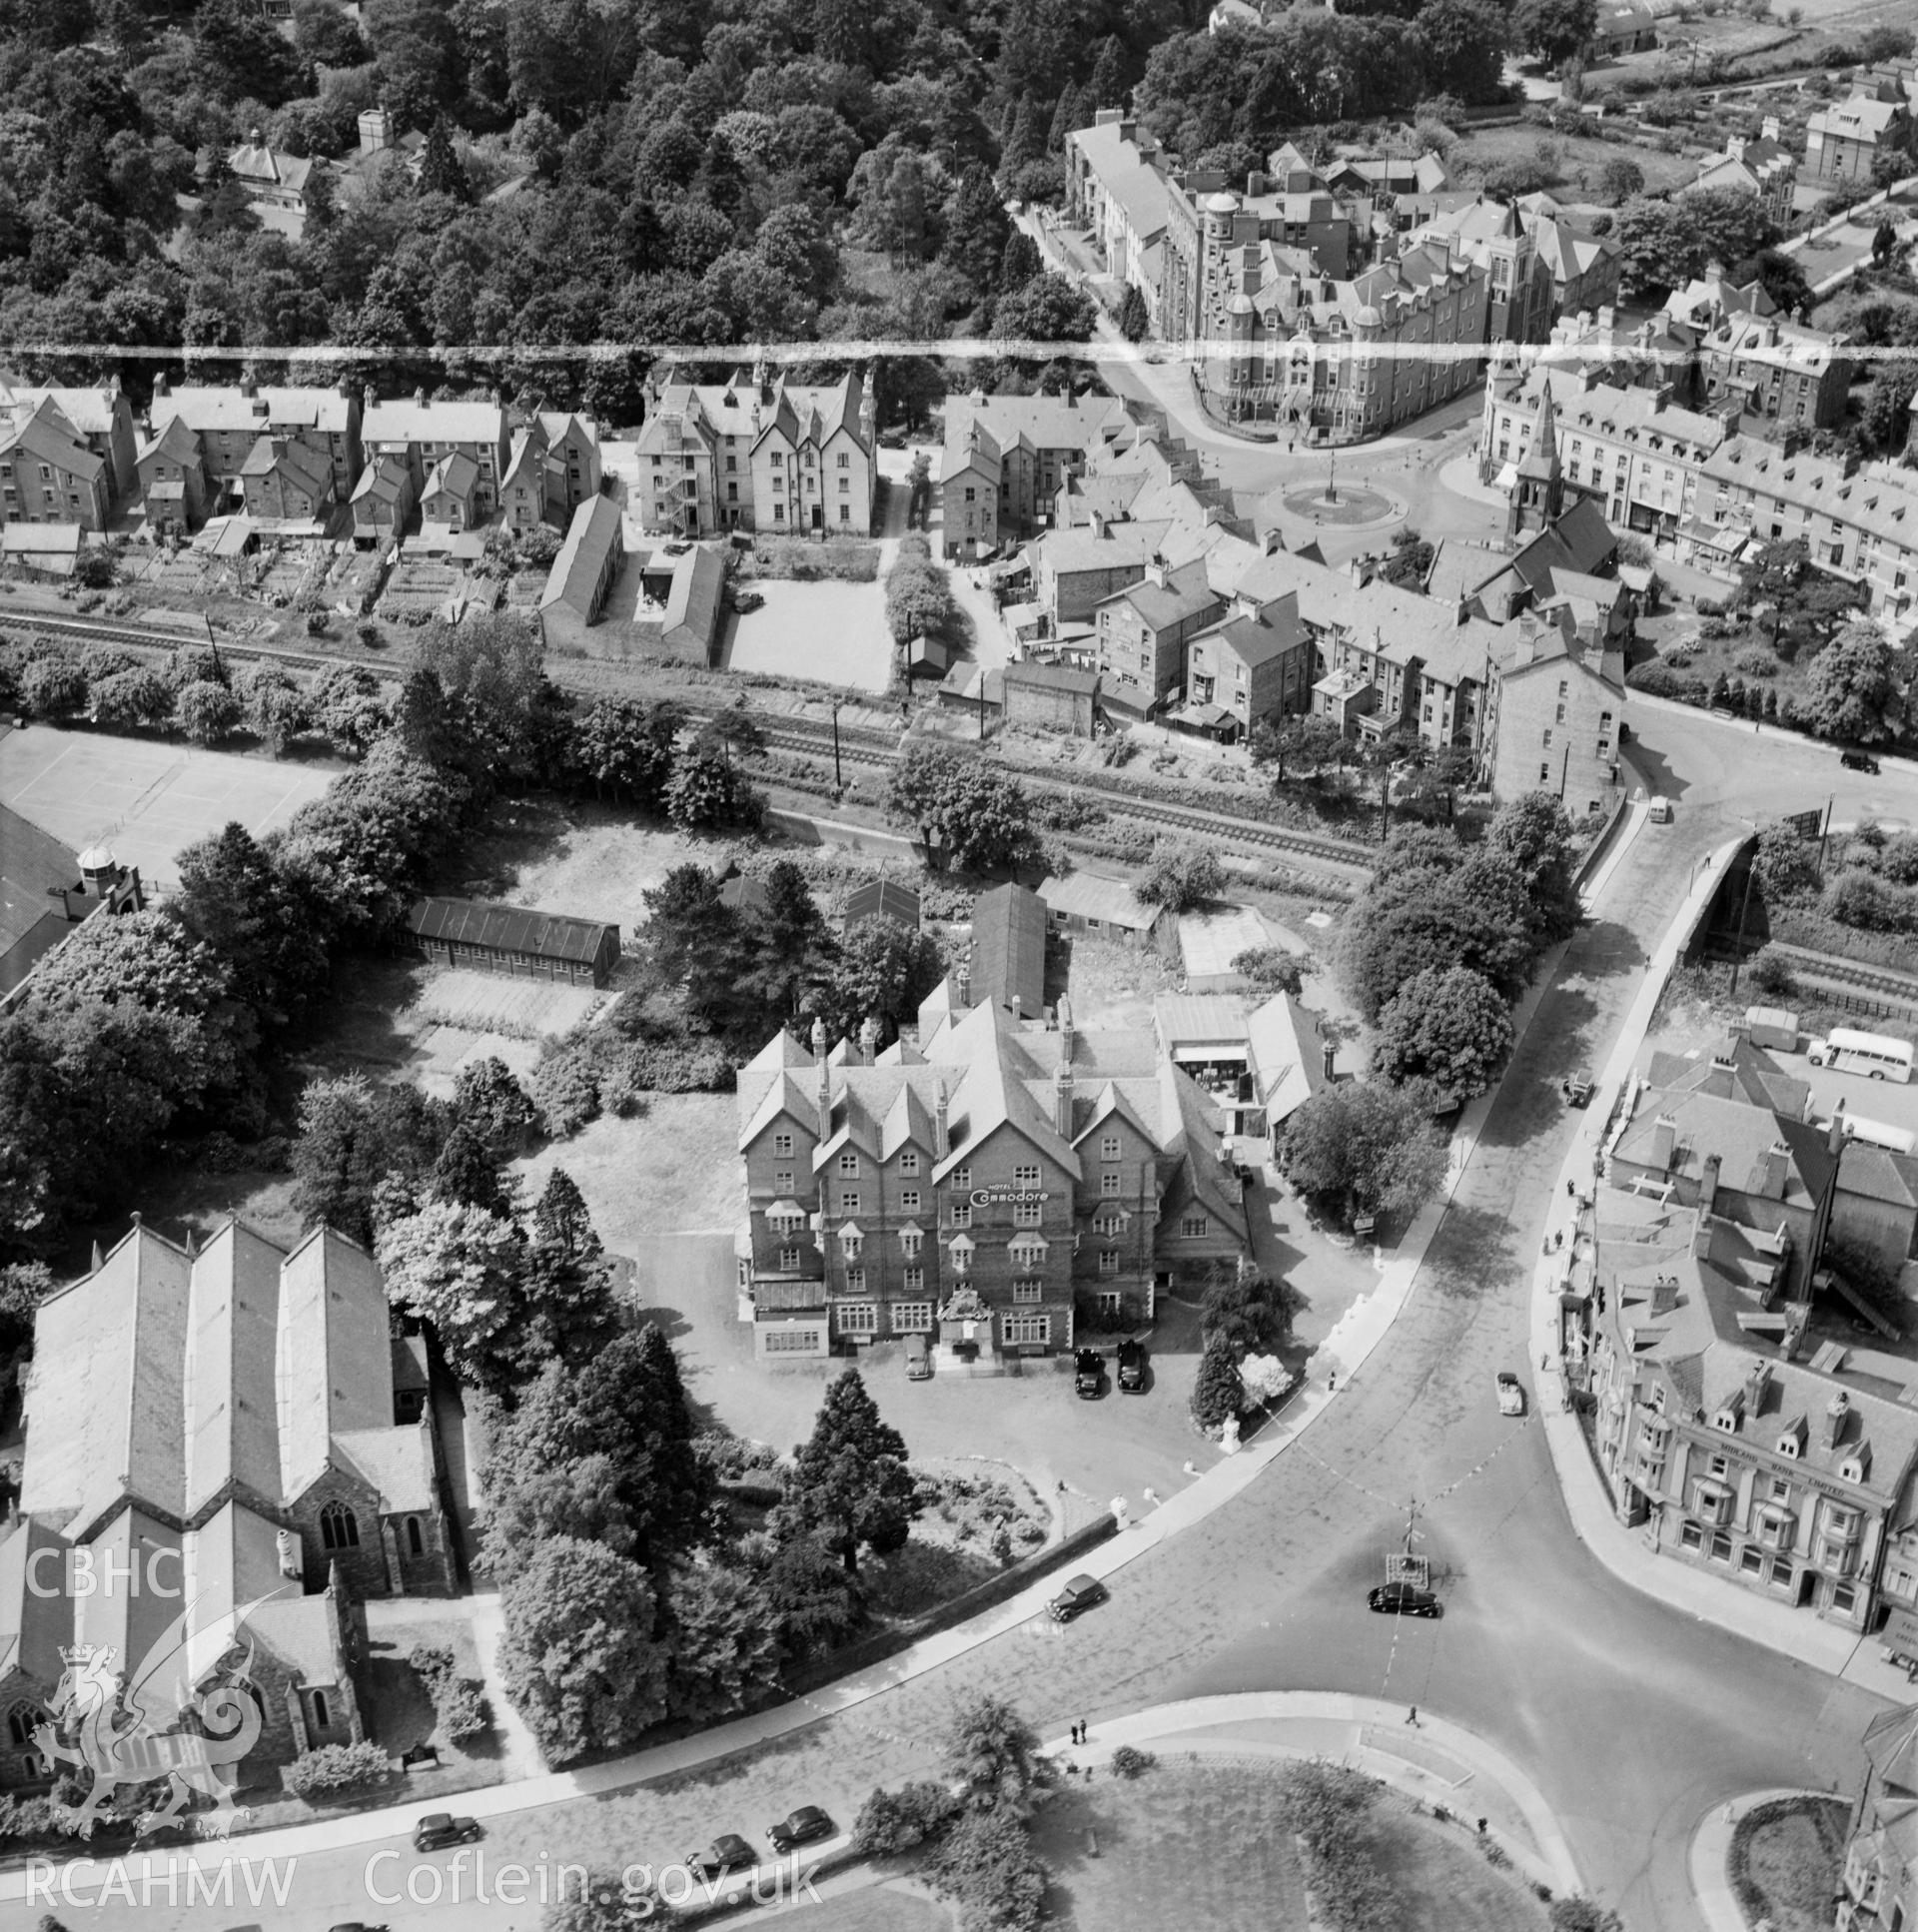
left=970, top=1188, right=1050, bottom=1206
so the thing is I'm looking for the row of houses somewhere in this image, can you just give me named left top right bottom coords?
left=1583, top=1028, right=1918, bottom=1643
left=0, top=374, right=604, bottom=552
left=1481, top=352, right=1918, bottom=631
left=942, top=385, right=1634, bottom=813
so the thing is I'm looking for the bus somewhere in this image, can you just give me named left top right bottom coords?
left=1809, top=1029, right=1915, bottom=1084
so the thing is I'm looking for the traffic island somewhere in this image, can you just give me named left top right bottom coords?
left=1688, top=1788, right=1847, bottom=1932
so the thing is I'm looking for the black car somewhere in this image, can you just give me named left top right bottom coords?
left=412, top=1813, right=482, bottom=1853
left=1368, top=1581, right=1439, bottom=1617
left=1117, top=1338, right=1147, bottom=1393
left=1562, top=1071, right=1594, bottom=1109
left=1047, top=1573, right=1105, bottom=1622
left=1841, top=749, right=1881, bottom=774
left=767, top=1807, right=833, bottom=1853
left=687, top=1835, right=756, bottom=1878
left=1074, top=1348, right=1104, bottom=1399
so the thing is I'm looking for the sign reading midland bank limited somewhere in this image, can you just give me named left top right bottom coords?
left=970, top=1188, right=1051, bottom=1206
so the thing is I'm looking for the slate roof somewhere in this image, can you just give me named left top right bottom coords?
left=843, top=880, right=922, bottom=930
left=422, top=449, right=480, bottom=503
left=0, top=802, right=87, bottom=996
left=1699, top=437, right=1918, bottom=550
left=736, top=993, right=1248, bottom=1250
left=1038, top=870, right=1161, bottom=932
left=150, top=383, right=354, bottom=437
left=971, top=882, right=1047, bottom=1018
left=363, top=395, right=507, bottom=448
left=406, top=896, right=615, bottom=964
left=540, top=493, right=623, bottom=619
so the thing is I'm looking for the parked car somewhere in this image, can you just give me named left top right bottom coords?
left=412, top=1814, right=482, bottom=1853
left=905, top=1333, right=931, bottom=1381
left=328, top=1924, right=390, bottom=1932
left=1367, top=1581, right=1439, bottom=1617
left=1562, top=1071, right=1594, bottom=1108
left=1047, top=1573, right=1106, bottom=1622
left=1074, top=1348, right=1104, bottom=1399
left=1117, top=1338, right=1147, bottom=1393
left=1496, top=1371, right=1524, bottom=1417
left=767, top=1807, right=833, bottom=1853
left=1841, top=749, right=1881, bottom=774
left=687, top=1835, right=756, bottom=1878
left=1647, top=795, right=1672, bottom=823
left=729, top=586, right=765, bottom=614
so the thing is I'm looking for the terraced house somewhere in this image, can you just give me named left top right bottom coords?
left=360, top=390, right=509, bottom=519
left=733, top=987, right=1247, bottom=1364
left=1682, top=436, right=1918, bottom=631
left=941, top=390, right=1131, bottom=560
left=1587, top=1190, right=1918, bottom=1633
left=146, top=376, right=363, bottom=505
left=1480, top=362, right=1732, bottom=550
left=0, top=398, right=109, bottom=531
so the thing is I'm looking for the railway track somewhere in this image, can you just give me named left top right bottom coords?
left=1771, top=942, right=1918, bottom=1007
left=3, top=606, right=1381, bottom=879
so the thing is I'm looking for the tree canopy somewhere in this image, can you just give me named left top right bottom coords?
left=773, top=1367, right=921, bottom=1572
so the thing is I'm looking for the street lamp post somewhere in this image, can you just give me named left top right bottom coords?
left=831, top=700, right=843, bottom=792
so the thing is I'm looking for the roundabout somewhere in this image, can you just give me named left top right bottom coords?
left=1277, top=480, right=1401, bottom=528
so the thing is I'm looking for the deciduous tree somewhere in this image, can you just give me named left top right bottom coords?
left=496, top=1536, right=668, bottom=1764
left=376, top=1198, right=531, bottom=1391
left=888, top=746, right=1041, bottom=874
left=1282, top=1082, right=1448, bottom=1226
left=1136, top=839, right=1225, bottom=913
left=1801, top=621, right=1901, bottom=746
left=1374, top=964, right=1514, bottom=1105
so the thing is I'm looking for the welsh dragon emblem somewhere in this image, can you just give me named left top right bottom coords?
left=33, top=1590, right=281, bottom=1838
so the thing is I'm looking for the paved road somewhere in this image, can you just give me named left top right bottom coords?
left=33, top=718, right=1916, bottom=1932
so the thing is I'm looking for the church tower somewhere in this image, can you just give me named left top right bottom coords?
left=1484, top=198, right=1534, bottom=346
left=1507, top=375, right=1562, bottom=541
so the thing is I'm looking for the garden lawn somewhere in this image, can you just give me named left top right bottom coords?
left=1443, top=124, right=1698, bottom=197
left=1027, top=1759, right=1545, bottom=1932
left=1729, top=1795, right=1850, bottom=1932
left=516, top=1093, right=741, bottom=1236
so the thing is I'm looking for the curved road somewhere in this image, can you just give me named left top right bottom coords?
left=15, top=672, right=1912, bottom=1932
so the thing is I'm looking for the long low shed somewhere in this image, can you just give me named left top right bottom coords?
left=405, top=897, right=621, bottom=987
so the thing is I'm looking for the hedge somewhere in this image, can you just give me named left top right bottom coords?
left=284, top=1740, right=396, bottom=1799
left=1769, top=906, right=1918, bottom=976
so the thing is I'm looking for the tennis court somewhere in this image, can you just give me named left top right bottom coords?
left=0, top=724, right=340, bottom=891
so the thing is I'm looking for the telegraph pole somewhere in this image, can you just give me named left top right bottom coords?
left=831, top=699, right=843, bottom=792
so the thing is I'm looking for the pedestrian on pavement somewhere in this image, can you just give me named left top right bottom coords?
left=1328, top=1372, right=1337, bottom=1393
left=1566, top=1180, right=1575, bottom=1199
left=1406, top=1706, right=1419, bottom=1726
left=1079, top=1719, right=1089, bottom=1744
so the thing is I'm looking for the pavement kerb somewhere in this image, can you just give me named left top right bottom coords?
left=0, top=799, right=1643, bottom=1900
left=1048, top=1692, right=1583, bottom=1899
left=1621, top=688, right=1918, bottom=782
left=1526, top=834, right=1918, bottom=1691
left=1686, top=1786, right=1831, bottom=1932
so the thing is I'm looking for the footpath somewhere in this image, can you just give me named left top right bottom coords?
left=0, top=765, right=1635, bottom=1909
left=1526, top=832, right=1918, bottom=1702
